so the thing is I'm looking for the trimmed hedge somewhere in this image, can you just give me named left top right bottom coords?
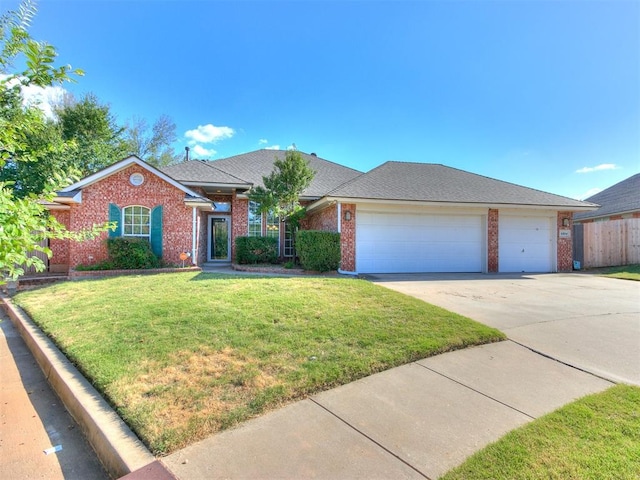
left=235, top=236, right=278, bottom=264
left=105, top=237, right=161, bottom=269
left=296, top=230, right=341, bottom=272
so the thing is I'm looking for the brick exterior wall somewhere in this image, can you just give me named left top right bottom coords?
left=54, top=165, right=196, bottom=269
left=232, top=197, right=249, bottom=262
left=303, top=204, right=338, bottom=231
left=557, top=211, right=573, bottom=272
left=487, top=208, right=499, bottom=273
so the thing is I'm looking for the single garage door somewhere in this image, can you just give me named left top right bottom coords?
left=499, top=215, right=553, bottom=272
left=356, top=211, right=483, bottom=273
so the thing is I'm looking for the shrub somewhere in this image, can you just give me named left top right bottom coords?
left=296, top=230, right=341, bottom=272
left=235, top=236, right=278, bottom=264
left=105, top=237, right=160, bottom=269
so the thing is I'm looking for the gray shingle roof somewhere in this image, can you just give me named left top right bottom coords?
left=161, top=160, right=250, bottom=186
left=328, top=162, right=596, bottom=208
left=573, top=173, right=640, bottom=220
left=166, top=150, right=363, bottom=198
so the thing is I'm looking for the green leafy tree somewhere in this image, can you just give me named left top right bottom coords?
left=248, top=150, right=315, bottom=259
left=56, top=92, right=127, bottom=176
left=0, top=0, right=112, bottom=283
left=122, top=114, right=179, bottom=167
left=248, top=150, right=315, bottom=226
left=0, top=84, right=74, bottom=197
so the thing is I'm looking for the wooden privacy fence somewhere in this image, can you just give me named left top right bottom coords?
left=20, top=238, right=50, bottom=275
left=580, top=218, right=640, bottom=268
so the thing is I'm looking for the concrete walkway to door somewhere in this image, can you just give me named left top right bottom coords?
left=370, top=272, right=640, bottom=386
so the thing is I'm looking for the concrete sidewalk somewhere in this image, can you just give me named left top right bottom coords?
left=164, top=341, right=612, bottom=479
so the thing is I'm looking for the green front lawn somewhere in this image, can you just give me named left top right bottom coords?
left=442, top=384, right=640, bottom=480
left=600, top=264, right=640, bottom=281
left=14, top=272, right=504, bottom=455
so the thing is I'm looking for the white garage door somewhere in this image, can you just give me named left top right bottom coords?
left=356, top=211, right=483, bottom=273
left=499, top=215, right=553, bottom=272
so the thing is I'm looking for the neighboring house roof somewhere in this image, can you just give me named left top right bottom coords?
left=56, top=155, right=212, bottom=207
left=324, top=162, right=598, bottom=209
left=164, top=149, right=363, bottom=198
left=573, top=173, right=640, bottom=221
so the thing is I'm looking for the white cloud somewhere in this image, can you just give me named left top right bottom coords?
left=185, top=124, right=234, bottom=144
left=259, top=139, right=268, bottom=145
left=576, top=187, right=602, bottom=200
left=265, top=145, right=280, bottom=150
left=191, top=144, right=216, bottom=158
left=575, top=163, right=618, bottom=174
left=0, top=74, right=67, bottom=120
left=287, top=143, right=297, bottom=151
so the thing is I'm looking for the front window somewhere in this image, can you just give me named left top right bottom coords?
left=284, top=222, right=294, bottom=257
left=123, top=205, right=150, bottom=238
left=266, top=211, right=280, bottom=251
left=248, top=201, right=262, bottom=236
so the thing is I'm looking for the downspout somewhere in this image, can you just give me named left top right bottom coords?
left=192, top=207, right=197, bottom=265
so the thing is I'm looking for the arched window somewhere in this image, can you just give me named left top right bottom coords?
left=123, top=205, right=150, bottom=238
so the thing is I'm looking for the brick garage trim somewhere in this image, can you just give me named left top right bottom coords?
left=556, top=211, right=573, bottom=272
left=339, top=204, right=356, bottom=272
left=487, top=209, right=499, bottom=273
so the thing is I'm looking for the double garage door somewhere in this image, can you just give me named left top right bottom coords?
left=355, top=210, right=554, bottom=274
left=356, top=211, right=484, bottom=273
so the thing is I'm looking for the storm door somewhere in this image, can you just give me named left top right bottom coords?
left=208, top=216, right=230, bottom=261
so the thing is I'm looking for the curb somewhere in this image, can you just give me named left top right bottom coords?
left=0, top=294, right=156, bottom=479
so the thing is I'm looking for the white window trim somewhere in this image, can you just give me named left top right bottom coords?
left=122, top=205, right=151, bottom=239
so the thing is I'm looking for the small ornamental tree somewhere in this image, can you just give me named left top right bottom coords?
left=0, top=1, right=113, bottom=282
left=247, top=150, right=315, bottom=259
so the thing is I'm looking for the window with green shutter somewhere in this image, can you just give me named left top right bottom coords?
left=108, top=203, right=121, bottom=237
left=150, top=205, right=163, bottom=258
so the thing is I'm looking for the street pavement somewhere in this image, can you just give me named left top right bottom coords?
left=0, top=309, right=109, bottom=480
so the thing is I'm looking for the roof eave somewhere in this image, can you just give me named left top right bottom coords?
left=40, top=201, right=71, bottom=210
left=180, top=181, right=252, bottom=190
left=308, top=196, right=600, bottom=212
left=52, top=190, right=82, bottom=204
left=574, top=207, right=640, bottom=222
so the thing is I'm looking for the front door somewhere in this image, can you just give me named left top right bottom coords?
left=208, top=216, right=230, bottom=261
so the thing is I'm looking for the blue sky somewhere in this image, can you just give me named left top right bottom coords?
left=4, top=0, right=639, bottom=200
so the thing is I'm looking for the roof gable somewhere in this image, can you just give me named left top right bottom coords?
left=327, top=162, right=597, bottom=209
left=574, top=173, right=640, bottom=220
left=59, top=155, right=205, bottom=199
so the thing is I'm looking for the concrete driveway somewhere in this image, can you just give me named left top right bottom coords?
left=370, top=273, right=640, bottom=386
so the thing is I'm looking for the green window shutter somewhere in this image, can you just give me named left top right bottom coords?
left=150, top=205, right=163, bottom=258
left=108, top=203, right=121, bottom=237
